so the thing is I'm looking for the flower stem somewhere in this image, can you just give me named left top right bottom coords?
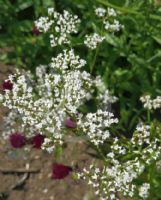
left=90, top=22, right=104, bottom=74
left=90, top=46, right=100, bottom=74
left=147, top=110, right=151, bottom=123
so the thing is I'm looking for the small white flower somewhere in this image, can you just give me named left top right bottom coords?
left=84, top=33, right=105, bottom=49
left=95, top=7, right=106, bottom=17
left=140, top=95, right=153, bottom=110
left=48, top=7, right=54, bottom=15
left=107, top=8, right=117, bottom=17
left=139, top=183, right=150, bottom=199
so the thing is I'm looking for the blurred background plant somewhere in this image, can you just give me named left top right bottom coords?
left=0, top=0, right=55, bottom=70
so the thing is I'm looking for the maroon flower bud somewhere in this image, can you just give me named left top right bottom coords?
left=65, top=118, right=77, bottom=128
left=31, top=134, right=45, bottom=149
left=32, top=26, right=40, bottom=36
left=2, top=80, right=13, bottom=91
left=52, top=163, right=73, bottom=179
left=10, top=132, right=26, bottom=148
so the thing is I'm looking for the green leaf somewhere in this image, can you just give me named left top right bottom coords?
left=152, top=36, right=161, bottom=45
left=15, top=0, right=33, bottom=12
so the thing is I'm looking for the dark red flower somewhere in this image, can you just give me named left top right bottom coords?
left=32, top=26, right=40, bottom=36
left=10, top=133, right=26, bottom=148
left=2, top=80, right=13, bottom=91
left=52, top=163, right=73, bottom=179
left=31, top=134, right=45, bottom=149
left=65, top=118, right=77, bottom=128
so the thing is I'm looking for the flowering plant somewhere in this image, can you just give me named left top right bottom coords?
left=0, top=2, right=161, bottom=200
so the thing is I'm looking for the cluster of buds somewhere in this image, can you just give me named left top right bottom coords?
left=9, top=132, right=45, bottom=149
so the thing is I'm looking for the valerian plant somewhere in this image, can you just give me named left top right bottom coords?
left=1, top=0, right=161, bottom=133
left=0, top=4, right=161, bottom=200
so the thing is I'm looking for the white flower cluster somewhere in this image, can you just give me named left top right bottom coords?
left=95, top=75, right=117, bottom=110
left=95, top=7, right=117, bottom=18
left=133, top=123, right=161, bottom=165
left=94, top=75, right=106, bottom=92
left=95, top=7, right=123, bottom=32
left=35, top=8, right=80, bottom=47
left=97, top=90, right=117, bottom=110
left=132, top=123, right=151, bottom=145
left=113, top=124, right=161, bottom=165
left=139, top=183, right=150, bottom=199
left=153, top=96, right=161, bottom=109
left=80, top=158, right=144, bottom=200
left=95, top=7, right=106, bottom=18
left=84, top=33, right=105, bottom=49
left=78, top=109, right=118, bottom=145
left=50, top=49, right=86, bottom=73
left=41, top=137, right=55, bottom=153
left=81, top=157, right=145, bottom=199
left=140, top=94, right=161, bottom=110
left=34, top=16, right=53, bottom=32
left=80, top=122, right=161, bottom=199
left=1, top=111, right=17, bottom=139
left=107, top=8, right=117, bottom=17
left=2, top=109, right=37, bottom=139
left=110, top=137, right=126, bottom=155
left=141, top=138, right=161, bottom=164
left=0, top=50, right=93, bottom=151
left=104, top=19, right=123, bottom=32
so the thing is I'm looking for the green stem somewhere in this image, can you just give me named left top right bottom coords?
left=147, top=110, right=151, bottom=123
left=90, top=21, right=104, bottom=74
left=97, top=146, right=107, bottom=161
left=90, top=46, right=100, bottom=74
left=89, top=141, right=108, bottom=163
left=149, top=162, right=155, bottom=189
